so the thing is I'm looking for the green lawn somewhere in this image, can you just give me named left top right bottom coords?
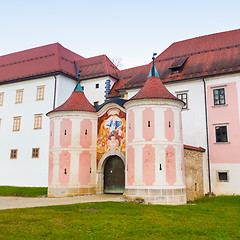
left=0, top=186, right=47, bottom=197
left=0, top=196, right=239, bottom=239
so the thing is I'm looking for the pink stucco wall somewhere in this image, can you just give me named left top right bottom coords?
left=165, top=108, right=174, bottom=141
left=166, top=145, right=176, bottom=185
left=80, top=119, right=92, bottom=148
left=49, top=120, right=54, bottom=149
left=127, top=146, right=135, bottom=186
left=48, top=152, right=53, bottom=185
left=142, top=144, right=155, bottom=186
left=128, top=109, right=135, bottom=143
left=60, top=118, right=72, bottom=148
left=207, top=82, right=240, bottom=163
left=79, top=151, right=91, bottom=185
left=59, top=150, right=70, bottom=186
left=142, top=107, right=155, bottom=141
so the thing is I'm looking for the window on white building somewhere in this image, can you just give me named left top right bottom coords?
left=177, top=92, right=188, bottom=109
left=215, top=125, right=228, bottom=143
left=0, top=92, right=4, bottom=106
left=96, top=83, right=99, bottom=89
left=93, top=101, right=99, bottom=106
left=213, top=88, right=226, bottom=106
left=217, top=171, right=229, bottom=182
left=10, top=149, right=18, bottom=159
left=13, top=117, right=21, bottom=131
left=32, top=148, right=40, bottom=158
left=34, top=115, right=42, bottom=129
left=36, top=86, right=45, bottom=100
left=15, top=89, right=23, bottom=104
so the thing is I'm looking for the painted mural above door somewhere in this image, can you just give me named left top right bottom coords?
left=97, top=108, right=126, bottom=164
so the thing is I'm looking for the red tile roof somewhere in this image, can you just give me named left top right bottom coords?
left=76, top=55, right=119, bottom=81
left=184, top=144, right=205, bottom=152
left=116, top=29, right=240, bottom=90
left=48, top=91, right=96, bottom=113
left=0, top=43, right=84, bottom=84
left=129, top=76, right=182, bottom=102
left=107, top=65, right=146, bottom=98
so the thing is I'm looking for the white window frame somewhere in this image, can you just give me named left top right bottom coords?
left=216, top=170, right=229, bottom=182
left=213, top=123, right=229, bottom=143
left=211, top=85, right=227, bottom=107
left=175, top=90, right=189, bottom=110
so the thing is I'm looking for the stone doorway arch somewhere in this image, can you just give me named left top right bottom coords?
left=97, top=149, right=125, bottom=193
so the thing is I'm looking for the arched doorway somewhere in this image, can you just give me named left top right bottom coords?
left=104, top=155, right=125, bottom=194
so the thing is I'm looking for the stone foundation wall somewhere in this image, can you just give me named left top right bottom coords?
left=48, top=186, right=96, bottom=197
left=125, top=187, right=186, bottom=205
left=184, top=148, right=204, bottom=201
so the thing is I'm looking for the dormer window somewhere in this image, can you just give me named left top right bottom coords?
left=169, top=57, right=188, bottom=75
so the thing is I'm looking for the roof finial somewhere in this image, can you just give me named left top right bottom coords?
left=148, top=53, right=160, bottom=78
left=74, top=61, right=83, bottom=92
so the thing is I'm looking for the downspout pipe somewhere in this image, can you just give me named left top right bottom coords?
left=203, top=78, right=213, bottom=194
left=53, top=76, right=57, bottom=109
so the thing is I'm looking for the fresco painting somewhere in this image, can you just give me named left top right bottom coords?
left=97, top=108, right=126, bottom=164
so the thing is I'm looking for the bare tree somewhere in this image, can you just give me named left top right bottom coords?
left=110, top=57, right=123, bottom=69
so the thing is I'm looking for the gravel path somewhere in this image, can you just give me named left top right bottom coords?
left=0, top=194, right=124, bottom=210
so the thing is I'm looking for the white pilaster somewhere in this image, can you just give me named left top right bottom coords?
left=53, top=119, right=61, bottom=148
left=152, top=107, right=166, bottom=141
left=91, top=119, right=97, bottom=148
left=153, top=145, right=167, bottom=186
left=133, top=144, right=144, bottom=185
left=133, top=108, right=144, bottom=142
left=70, top=119, right=81, bottom=147
left=174, top=145, right=183, bottom=185
left=69, top=150, right=80, bottom=185
left=90, top=151, right=97, bottom=185
left=52, top=151, right=60, bottom=185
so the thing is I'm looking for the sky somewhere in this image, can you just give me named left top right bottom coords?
left=0, top=0, right=240, bottom=69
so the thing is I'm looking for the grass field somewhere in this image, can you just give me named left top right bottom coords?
left=0, top=196, right=239, bottom=239
left=0, top=186, right=47, bottom=197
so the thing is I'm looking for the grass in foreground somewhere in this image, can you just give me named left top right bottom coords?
left=0, top=196, right=239, bottom=239
left=0, top=186, right=47, bottom=197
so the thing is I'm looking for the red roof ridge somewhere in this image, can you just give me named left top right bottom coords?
left=48, top=91, right=96, bottom=114
left=117, top=63, right=151, bottom=91
left=172, top=28, right=240, bottom=46
left=103, top=55, right=110, bottom=76
left=129, top=76, right=182, bottom=102
left=184, top=144, right=205, bottom=152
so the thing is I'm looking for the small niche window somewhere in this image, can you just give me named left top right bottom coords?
left=0, top=92, right=4, bottom=106
left=217, top=171, right=228, bottom=182
left=213, top=88, right=226, bottom=106
left=96, top=83, right=99, bottom=89
left=10, top=149, right=18, bottom=159
left=215, top=125, right=228, bottom=143
left=93, top=101, right=99, bottom=106
left=85, top=129, right=88, bottom=135
left=82, top=86, right=84, bottom=91
left=148, top=121, right=151, bottom=127
left=34, top=115, right=42, bottom=129
left=13, top=117, right=21, bottom=131
left=177, top=92, right=188, bottom=109
left=36, top=86, right=45, bottom=100
left=32, top=148, right=40, bottom=158
left=15, top=89, right=23, bottom=103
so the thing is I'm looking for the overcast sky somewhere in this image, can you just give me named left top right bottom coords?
left=0, top=0, right=240, bottom=69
